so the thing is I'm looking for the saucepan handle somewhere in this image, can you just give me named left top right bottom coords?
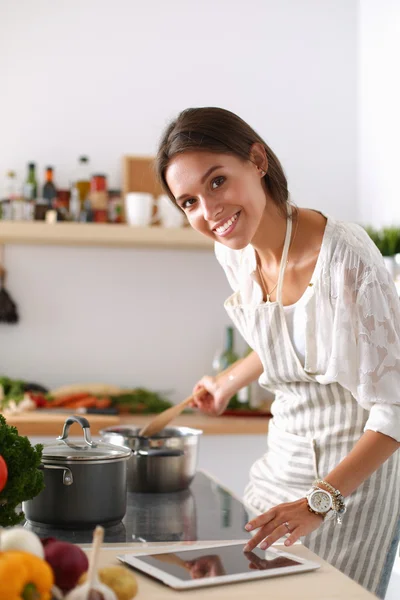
left=39, top=463, right=74, bottom=486
left=135, top=448, right=184, bottom=458
left=56, top=415, right=94, bottom=447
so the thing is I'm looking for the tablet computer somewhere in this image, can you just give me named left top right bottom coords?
left=118, top=541, right=320, bottom=590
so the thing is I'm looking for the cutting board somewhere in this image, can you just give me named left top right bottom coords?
left=1, top=412, right=121, bottom=437
left=122, top=155, right=163, bottom=198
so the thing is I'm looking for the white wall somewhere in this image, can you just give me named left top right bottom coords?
left=358, top=0, right=400, bottom=227
left=0, top=0, right=359, bottom=399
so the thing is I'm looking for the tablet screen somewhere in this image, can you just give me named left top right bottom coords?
left=133, top=544, right=301, bottom=581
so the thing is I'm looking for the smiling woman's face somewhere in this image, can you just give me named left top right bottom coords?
left=165, top=150, right=268, bottom=250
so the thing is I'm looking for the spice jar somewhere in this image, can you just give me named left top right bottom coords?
left=90, top=174, right=108, bottom=222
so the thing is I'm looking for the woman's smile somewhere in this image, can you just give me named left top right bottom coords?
left=212, top=211, right=241, bottom=237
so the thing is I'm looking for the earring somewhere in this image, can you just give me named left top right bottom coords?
left=259, top=168, right=266, bottom=177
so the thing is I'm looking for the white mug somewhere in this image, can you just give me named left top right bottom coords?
left=125, top=192, right=154, bottom=226
left=157, top=195, right=185, bottom=228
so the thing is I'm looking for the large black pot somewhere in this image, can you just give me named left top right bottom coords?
left=23, top=416, right=131, bottom=529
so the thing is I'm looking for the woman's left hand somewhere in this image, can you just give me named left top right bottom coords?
left=243, top=498, right=324, bottom=552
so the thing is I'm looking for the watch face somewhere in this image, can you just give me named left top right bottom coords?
left=310, top=490, right=332, bottom=513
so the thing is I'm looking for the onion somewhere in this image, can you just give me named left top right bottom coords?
left=1, top=527, right=44, bottom=558
left=43, top=538, right=89, bottom=592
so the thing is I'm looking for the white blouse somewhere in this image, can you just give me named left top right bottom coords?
left=215, top=214, right=400, bottom=443
left=282, top=302, right=306, bottom=363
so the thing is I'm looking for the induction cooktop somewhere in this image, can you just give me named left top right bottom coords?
left=24, top=470, right=254, bottom=545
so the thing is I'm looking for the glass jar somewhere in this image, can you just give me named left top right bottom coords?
left=90, top=174, right=108, bottom=220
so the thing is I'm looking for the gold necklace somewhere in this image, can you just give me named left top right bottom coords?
left=257, top=211, right=299, bottom=303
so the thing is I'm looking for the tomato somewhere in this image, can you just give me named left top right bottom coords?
left=0, top=455, right=8, bottom=493
left=28, top=392, right=47, bottom=408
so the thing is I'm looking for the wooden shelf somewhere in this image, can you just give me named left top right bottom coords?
left=0, top=221, right=213, bottom=250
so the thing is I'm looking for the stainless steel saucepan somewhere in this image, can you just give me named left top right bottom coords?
left=100, top=425, right=202, bottom=493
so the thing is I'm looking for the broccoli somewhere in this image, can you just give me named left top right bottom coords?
left=0, top=414, right=44, bottom=526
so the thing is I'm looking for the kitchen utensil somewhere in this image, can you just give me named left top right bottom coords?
left=23, top=416, right=131, bottom=528
left=0, top=244, right=19, bottom=324
left=99, top=425, right=202, bottom=493
left=138, top=394, right=195, bottom=437
left=138, top=357, right=244, bottom=437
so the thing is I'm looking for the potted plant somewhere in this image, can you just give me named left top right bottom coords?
left=364, top=226, right=400, bottom=279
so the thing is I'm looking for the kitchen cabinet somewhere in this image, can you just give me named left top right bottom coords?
left=0, top=221, right=213, bottom=249
left=198, top=435, right=268, bottom=498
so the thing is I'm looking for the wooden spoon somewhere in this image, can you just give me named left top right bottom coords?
left=138, top=358, right=243, bottom=437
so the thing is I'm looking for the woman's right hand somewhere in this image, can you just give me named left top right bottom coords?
left=191, top=375, right=232, bottom=416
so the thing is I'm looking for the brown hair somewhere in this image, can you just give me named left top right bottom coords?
left=155, top=107, right=289, bottom=213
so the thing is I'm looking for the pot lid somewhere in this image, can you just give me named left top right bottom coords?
left=42, top=438, right=131, bottom=462
left=42, top=415, right=131, bottom=462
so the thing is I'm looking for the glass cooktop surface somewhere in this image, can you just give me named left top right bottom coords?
left=24, top=470, right=254, bottom=545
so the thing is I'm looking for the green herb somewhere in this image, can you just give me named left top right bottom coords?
left=0, top=414, right=44, bottom=526
left=0, top=377, right=25, bottom=409
left=111, top=388, right=173, bottom=414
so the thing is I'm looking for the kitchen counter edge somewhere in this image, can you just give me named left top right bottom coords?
left=1, top=411, right=271, bottom=437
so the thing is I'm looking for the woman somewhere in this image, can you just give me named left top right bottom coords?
left=155, top=107, right=400, bottom=597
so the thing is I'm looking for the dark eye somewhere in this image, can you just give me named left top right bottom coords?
left=181, top=197, right=196, bottom=209
left=211, top=176, right=225, bottom=190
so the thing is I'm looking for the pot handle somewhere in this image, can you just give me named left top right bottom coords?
left=40, top=464, right=74, bottom=486
left=57, top=416, right=94, bottom=447
left=135, top=448, right=184, bottom=457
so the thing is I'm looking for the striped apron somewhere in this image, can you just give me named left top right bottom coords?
left=224, top=209, right=400, bottom=596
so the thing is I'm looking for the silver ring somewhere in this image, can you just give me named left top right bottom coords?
left=284, top=521, right=291, bottom=533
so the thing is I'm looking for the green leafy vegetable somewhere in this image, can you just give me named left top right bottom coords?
left=111, top=388, right=173, bottom=413
left=0, top=376, right=26, bottom=409
left=0, top=414, right=44, bottom=526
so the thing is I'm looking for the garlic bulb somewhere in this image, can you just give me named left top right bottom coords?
left=65, top=525, right=117, bottom=600
left=65, top=577, right=117, bottom=600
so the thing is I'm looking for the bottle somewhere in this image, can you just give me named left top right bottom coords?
left=213, top=326, right=240, bottom=409
left=79, top=197, right=94, bottom=222
left=108, top=189, right=123, bottom=223
left=69, top=184, right=81, bottom=221
left=237, top=346, right=252, bottom=409
left=24, top=163, right=37, bottom=201
left=4, top=170, right=18, bottom=201
left=1, top=171, right=18, bottom=220
left=42, top=166, right=57, bottom=207
left=76, top=156, right=91, bottom=208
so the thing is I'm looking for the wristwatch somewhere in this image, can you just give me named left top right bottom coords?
left=305, top=487, right=333, bottom=518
